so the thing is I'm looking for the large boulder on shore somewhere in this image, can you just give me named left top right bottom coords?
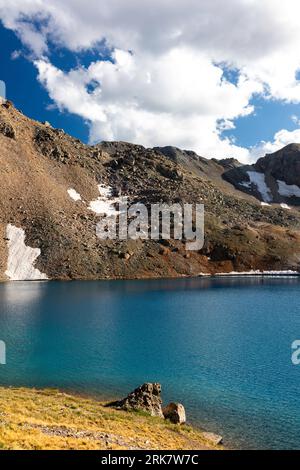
left=162, top=402, right=186, bottom=424
left=106, top=383, right=164, bottom=418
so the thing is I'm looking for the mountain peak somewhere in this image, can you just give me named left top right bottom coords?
left=266, top=143, right=300, bottom=156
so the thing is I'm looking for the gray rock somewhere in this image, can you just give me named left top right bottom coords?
left=106, top=383, right=164, bottom=417
left=162, top=402, right=186, bottom=424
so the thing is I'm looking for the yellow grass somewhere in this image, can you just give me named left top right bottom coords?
left=0, top=387, right=223, bottom=450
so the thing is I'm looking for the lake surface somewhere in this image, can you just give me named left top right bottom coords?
left=0, top=277, right=300, bottom=449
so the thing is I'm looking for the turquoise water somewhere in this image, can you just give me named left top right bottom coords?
left=0, top=277, right=300, bottom=449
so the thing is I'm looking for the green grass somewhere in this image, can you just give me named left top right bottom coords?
left=0, top=387, right=224, bottom=450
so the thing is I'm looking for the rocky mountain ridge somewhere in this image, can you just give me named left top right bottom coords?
left=223, top=143, right=300, bottom=206
left=1, top=99, right=300, bottom=280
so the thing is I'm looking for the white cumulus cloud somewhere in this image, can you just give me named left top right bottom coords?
left=2, top=0, right=300, bottom=161
left=250, top=128, right=300, bottom=160
left=35, top=48, right=261, bottom=160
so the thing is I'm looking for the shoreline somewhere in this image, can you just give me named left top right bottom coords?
left=201, top=270, right=300, bottom=278
left=0, top=386, right=225, bottom=450
left=1, top=270, right=300, bottom=284
left=55, top=386, right=227, bottom=446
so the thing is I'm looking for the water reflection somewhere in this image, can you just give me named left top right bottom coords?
left=1, top=281, right=46, bottom=307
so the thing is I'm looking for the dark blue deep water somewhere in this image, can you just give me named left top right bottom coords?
left=0, top=277, right=300, bottom=449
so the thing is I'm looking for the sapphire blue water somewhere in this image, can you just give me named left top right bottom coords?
left=0, top=277, right=300, bottom=449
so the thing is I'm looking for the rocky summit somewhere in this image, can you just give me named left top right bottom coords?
left=223, top=143, right=300, bottom=205
left=1, top=100, right=300, bottom=281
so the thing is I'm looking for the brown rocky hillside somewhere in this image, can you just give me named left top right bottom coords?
left=1, top=98, right=300, bottom=281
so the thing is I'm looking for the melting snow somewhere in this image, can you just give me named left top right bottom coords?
left=277, top=180, right=300, bottom=198
left=215, top=270, right=298, bottom=276
left=67, top=183, right=123, bottom=216
left=89, top=199, right=118, bottom=215
left=280, top=203, right=291, bottom=210
left=67, top=188, right=82, bottom=201
left=261, top=202, right=270, bottom=207
left=247, top=171, right=272, bottom=202
left=88, top=184, right=120, bottom=216
left=98, top=184, right=113, bottom=198
left=5, top=224, right=48, bottom=281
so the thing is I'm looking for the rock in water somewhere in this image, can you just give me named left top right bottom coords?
left=106, top=383, right=164, bottom=417
left=202, top=432, right=223, bottom=446
left=162, top=402, right=186, bottom=424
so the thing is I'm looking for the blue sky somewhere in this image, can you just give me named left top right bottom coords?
left=224, top=98, right=300, bottom=148
left=3, top=19, right=299, bottom=150
left=2, top=1, right=300, bottom=162
left=0, top=24, right=90, bottom=142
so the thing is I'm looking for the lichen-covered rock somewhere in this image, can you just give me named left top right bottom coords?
left=162, top=402, right=186, bottom=424
left=107, top=383, right=164, bottom=417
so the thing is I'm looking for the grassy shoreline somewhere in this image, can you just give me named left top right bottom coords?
left=0, top=387, right=224, bottom=450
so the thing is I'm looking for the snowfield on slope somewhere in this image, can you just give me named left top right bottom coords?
left=67, top=188, right=82, bottom=201
left=247, top=171, right=272, bottom=202
left=5, top=224, right=48, bottom=281
left=277, top=180, right=300, bottom=198
left=88, top=184, right=121, bottom=216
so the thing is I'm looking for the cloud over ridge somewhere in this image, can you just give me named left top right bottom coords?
left=2, top=0, right=300, bottom=161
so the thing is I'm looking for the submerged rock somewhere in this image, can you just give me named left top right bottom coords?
left=162, top=402, right=186, bottom=424
left=202, top=432, right=223, bottom=446
left=106, top=383, right=164, bottom=418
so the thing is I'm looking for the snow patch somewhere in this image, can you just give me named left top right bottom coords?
left=239, top=181, right=251, bottom=189
left=88, top=184, right=120, bottom=216
left=277, top=180, right=300, bottom=198
left=247, top=171, right=272, bottom=202
left=261, top=202, right=270, bottom=207
left=88, top=199, right=118, bottom=215
left=5, top=224, right=48, bottom=281
left=280, top=203, right=291, bottom=210
left=215, top=270, right=298, bottom=276
left=67, top=188, right=82, bottom=201
left=98, top=184, right=113, bottom=198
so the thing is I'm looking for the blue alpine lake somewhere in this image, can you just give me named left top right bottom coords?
left=0, top=277, right=300, bottom=449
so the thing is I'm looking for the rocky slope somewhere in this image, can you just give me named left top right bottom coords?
left=223, top=143, right=300, bottom=206
left=1, top=99, right=300, bottom=281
